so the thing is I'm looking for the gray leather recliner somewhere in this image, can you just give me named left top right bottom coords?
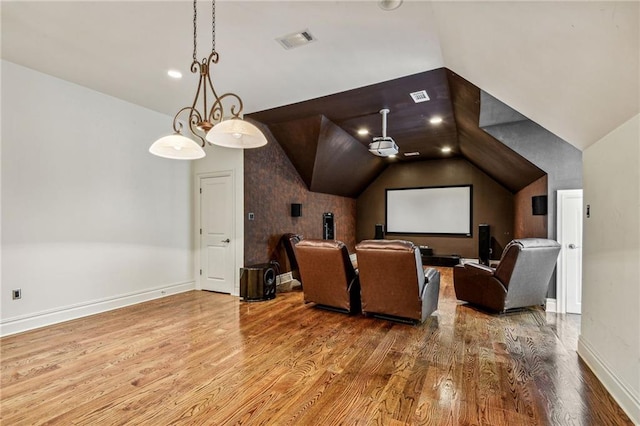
left=453, top=238, right=561, bottom=312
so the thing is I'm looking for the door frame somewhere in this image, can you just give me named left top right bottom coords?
left=556, top=189, right=583, bottom=314
left=195, top=170, right=242, bottom=296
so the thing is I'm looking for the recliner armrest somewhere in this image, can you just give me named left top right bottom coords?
left=462, top=262, right=495, bottom=276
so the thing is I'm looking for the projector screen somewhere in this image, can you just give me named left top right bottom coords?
left=386, top=185, right=472, bottom=235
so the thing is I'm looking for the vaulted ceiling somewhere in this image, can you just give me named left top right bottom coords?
left=249, top=68, right=546, bottom=197
left=2, top=1, right=638, bottom=153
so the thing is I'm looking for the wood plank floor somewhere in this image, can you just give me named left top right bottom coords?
left=1, top=268, right=632, bottom=425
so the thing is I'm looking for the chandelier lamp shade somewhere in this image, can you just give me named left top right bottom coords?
left=149, top=0, right=267, bottom=160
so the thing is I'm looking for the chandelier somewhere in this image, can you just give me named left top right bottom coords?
left=150, top=0, right=267, bottom=160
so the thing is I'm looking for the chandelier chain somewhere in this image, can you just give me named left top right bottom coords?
left=193, top=1, right=216, bottom=61
left=192, top=0, right=197, bottom=62
left=212, top=0, right=216, bottom=53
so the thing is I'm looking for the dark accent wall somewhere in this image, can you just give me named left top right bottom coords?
left=514, top=175, right=548, bottom=239
left=244, top=126, right=356, bottom=269
left=357, top=158, right=514, bottom=259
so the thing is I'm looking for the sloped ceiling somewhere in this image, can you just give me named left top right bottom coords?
left=431, top=1, right=639, bottom=149
left=1, top=1, right=637, bottom=151
left=267, top=115, right=386, bottom=198
left=250, top=68, right=545, bottom=197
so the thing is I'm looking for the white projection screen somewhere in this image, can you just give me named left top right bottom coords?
left=386, top=185, right=472, bottom=235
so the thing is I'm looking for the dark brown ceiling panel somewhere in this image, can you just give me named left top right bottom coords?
left=267, top=115, right=385, bottom=198
left=249, top=68, right=547, bottom=197
left=446, top=70, right=545, bottom=193
left=311, top=117, right=386, bottom=197
left=267, top=115, right=322, bottom=189
left=250, top=69, right=459, bottom=162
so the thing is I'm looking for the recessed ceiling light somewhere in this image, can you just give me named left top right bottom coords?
left=441, top=146, right=452, bottom=154
left=378, top=0, right=403, bottom=11
left=357, top=128, right=369, bottom=136
left=430, top=116, right=443, bottom=124
left=388, top=154, right=397, bottom=158
left=404, top=152, right=420, bottom=157
left=167, top=69, right=182, bottom=79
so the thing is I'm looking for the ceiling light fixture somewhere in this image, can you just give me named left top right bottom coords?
left=430, top=116, right=443, bottom=124
left=441, top=146, right=452, bottom=154
left=167, top=69, right=182, bottom=79
left=150, top=0, right=267, bottom=160
left=357, top=128, right=369, bottom=136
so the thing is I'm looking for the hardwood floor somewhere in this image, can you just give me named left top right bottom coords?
left=1, top=268, right=632, bottom=425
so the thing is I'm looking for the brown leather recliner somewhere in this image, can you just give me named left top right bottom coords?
left=280, top=233, right=303, bottom=281
left=355, top=240, right=440, bottom=323
left=454, top=238, right=561, bottom=313
left=295, top=239, right=361, bottom=314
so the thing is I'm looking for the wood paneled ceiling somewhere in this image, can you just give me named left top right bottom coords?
left=248, top=68, right=545, bottom=197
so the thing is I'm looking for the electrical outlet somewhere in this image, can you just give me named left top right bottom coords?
left=12, top=289, right=21, bottom=300
left=248, top=212, right=255, bottom=221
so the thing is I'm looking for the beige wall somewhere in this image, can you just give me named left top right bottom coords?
left=579, top=114, right=640, bottom=424
left=1, top=61, right=194, bottom=335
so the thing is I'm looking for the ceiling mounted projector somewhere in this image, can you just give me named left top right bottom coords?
left=369, top=109, right=398, bottom=157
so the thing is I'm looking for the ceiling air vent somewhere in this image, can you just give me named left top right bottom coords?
left=409, top=90, right=430, bottom=103
left=276, top=30, right=316, bottom=50
left=403, top=152, right=420, bottom=157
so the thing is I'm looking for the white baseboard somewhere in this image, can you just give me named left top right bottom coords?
left=578, top=336, right=640, bottom=424
left=545, top=298, right=557, bottom=312
left=0, top=280, right=196, bottom=337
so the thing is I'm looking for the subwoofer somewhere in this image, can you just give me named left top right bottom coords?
left=479, top=224, right=491, bottom=266
left=240, top=264, right=276, bottom=301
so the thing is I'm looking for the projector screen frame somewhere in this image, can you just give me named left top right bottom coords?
left=385, top=184, right=473, bottom=237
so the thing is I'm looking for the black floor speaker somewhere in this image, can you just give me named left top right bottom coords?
left=479, top=224, right=491, bottom=266
left=323, top=212, right=335, bottom=240
left=240, top=264, right=276, bottom=301
left=374, top=224, right=385, bottom=239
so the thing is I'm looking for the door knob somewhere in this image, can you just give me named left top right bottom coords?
left=221, top=239, right=230, bottom=243
left=568, top=243, right=577, bottom=249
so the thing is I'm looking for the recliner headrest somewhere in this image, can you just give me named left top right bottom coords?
left=297, top=239, right=345, bottom=250
left=355, top=239, right=415, bottom=252
left=504, top=238, right=561, bottom=251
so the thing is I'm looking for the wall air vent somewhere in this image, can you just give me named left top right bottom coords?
left=409, top=90, right=430, bottom=103
left=276, top=30, right=316, bottom=50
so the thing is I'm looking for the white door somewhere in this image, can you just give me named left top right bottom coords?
left=557, top=189, right=583, bottom=314
left=200, top=174, right=234, bottom=293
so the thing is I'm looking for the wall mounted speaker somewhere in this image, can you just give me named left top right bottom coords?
left=374, top=224, right=385, bottom=239
left=478, top=224, right=491, bottom=265
left=291, top=203, right=302, bottom=217
left=532, top=195, right=548, bottom=215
